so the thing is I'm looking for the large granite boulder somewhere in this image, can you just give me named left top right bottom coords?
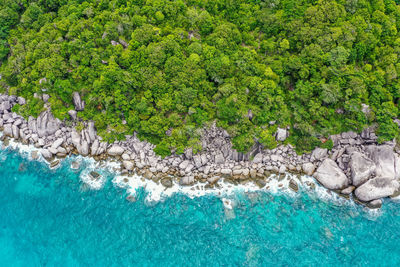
left=349, top=152, right=376, bottom=186
left=354, top=177, right=399, bottom=202
left=365, top=145, right=400, bottom=179
left=314, top=158, right=349, bottom=189
left=36, top=110, right=61, bottom=137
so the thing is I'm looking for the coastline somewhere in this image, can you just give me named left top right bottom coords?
left=1, top=93, right=400, bottom=208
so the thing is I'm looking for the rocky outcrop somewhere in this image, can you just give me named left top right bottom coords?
left=355, top=177, right=399, bottom=202
left=314, top=159, right=349, bottom=190
left=349, top=152, right=376, bottom=186
left=1, top=92, right=400, bottom=208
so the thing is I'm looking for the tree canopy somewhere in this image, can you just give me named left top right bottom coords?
left=1, top=0, right=400, bottom=156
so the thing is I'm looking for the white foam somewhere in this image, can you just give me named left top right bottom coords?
left=0, top=135, right=386, bottom=214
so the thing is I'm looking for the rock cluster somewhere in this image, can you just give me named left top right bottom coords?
left=1, top=93, right=399, bottom=208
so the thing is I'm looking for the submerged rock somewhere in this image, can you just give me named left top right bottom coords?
left=71, top=161, right=80, bottom=170
left=161, top=178, right=173, bottom=188
left=355, top=177, right=399, bottom=202
left=89, top=171, right=101, bottom=180
left=289, top=179, right=298, bottom=192
left=314, top=158, right=349, bottom=190
left=50, top=160, right=60, bottom=169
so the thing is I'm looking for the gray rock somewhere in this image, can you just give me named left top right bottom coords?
left=90, top=139, right=99, bottom=156
left=349, top=152, right=376, bottom=186
left=42, top=94, right=50, bottom=102
left=88, top=121, right=96, bottom=143
left=252, top=153, right=263, bottom=164
left=51, top=138, right=64, bottom=149
left=68, top=110, right=77, bottom=120
left=17, top=97, right=26, bottom=105
left=71, top=131, right=81, bottom=147
left=79, top=140, right=89, bottom=156
left=276, top=128, right=287, bottom=142
left=221, top=168, right=232, bottom=175
left=366, top=145, right=398, bottom=179
left=72, top=92, right=85, bottom=111
left=302, top=162, right=316, bottom=175
left=37, top=110, right=61, bottom=137
left=0, top=101, right=10, bottom=111
left=107, top=145, right=124, bottom=156
left=314, top=158, right=349, bottom=190
left=279, top=165, right=287, bottom=174
left=71, top=161, right=80, bottom=170
left=368, top=199, right=382, bottom=209
left=214, top=153, right=225, bottom=164
left=179, top=160, right=189, bottom=170
left=311, top=147, right=328, bottom=161
left=11, top=124, right=19, bottom=139
left=40, top=149, right=52, bottom=161
left=180, top=176, right=195, bottom=185
left=193, top=155, right=202, bottom=168
left=341, top=186, right=355, bottom=195
left=123, top=160, right=134, bottom=171
left=3, top=124, right=12, bottom=137
left=355, top=177, right=399, bottom=202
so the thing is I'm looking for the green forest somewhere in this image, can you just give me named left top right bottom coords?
left=1, top=0, right=400, bottom=156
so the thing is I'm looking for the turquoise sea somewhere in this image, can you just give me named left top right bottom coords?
left=1, top=146, right=400, bottom=266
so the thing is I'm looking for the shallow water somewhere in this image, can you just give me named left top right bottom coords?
left=1, top=147, right=400, bottom=266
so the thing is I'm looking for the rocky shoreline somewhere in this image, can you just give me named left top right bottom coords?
left=1, top=93, right=400, bottom=209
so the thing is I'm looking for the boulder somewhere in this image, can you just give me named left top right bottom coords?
left=71, top=131, right=81, bottom=147
left=72, top=92, right=85, bottom=111
left=252, top=153, right=263, bottom=164
left=51, top=138, right=64, bottom=150
left=311, top=148, right=328, bottom=161
left=302, top=163, right=316, bottom=175
left=107, top=145, right=125, bottom=156
left=276, top=128, right=287, bottom=142
left=3, top=124, right=12, bottom=137
left=123, top=160, right=134, bottom=171
left=11, top=124, right=19, bottom=139
left=214, top=153, right=225, bottom=164
left=179, top=160, right=189, bottom=170
left=87, top=121, right=96, bottom=143
left=40, top=149, right=53, bottom=161
left=365, top=145, right=399, bottom=179
left=17, top=97, right=26, bottom=105
left=91, top=139, right=99, bottom=156
left=36, top=110, right=61, bottom=137
left=355, top=177, right=399, bottom=202
left=180, top=176, right=195, bottom=185
left=349, top=152, right=376, bottom=186
left=79, top=140, right=89, bottom=156
left=314, top=158, right=349, bottom=190
left=68, top=110, right=77, bottom=120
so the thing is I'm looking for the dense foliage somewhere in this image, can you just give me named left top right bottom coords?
left=1, top=0, right=400, bottom=156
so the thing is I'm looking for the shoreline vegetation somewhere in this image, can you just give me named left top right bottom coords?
left=2, top=0, right=400, bottom=157
left=0, top=93, right=400, bottom=209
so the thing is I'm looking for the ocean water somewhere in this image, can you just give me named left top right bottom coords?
left=1, top=146, right=400, bottom=266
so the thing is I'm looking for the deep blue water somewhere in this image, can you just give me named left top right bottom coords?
left=1, top=147, right=400, bottom=266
